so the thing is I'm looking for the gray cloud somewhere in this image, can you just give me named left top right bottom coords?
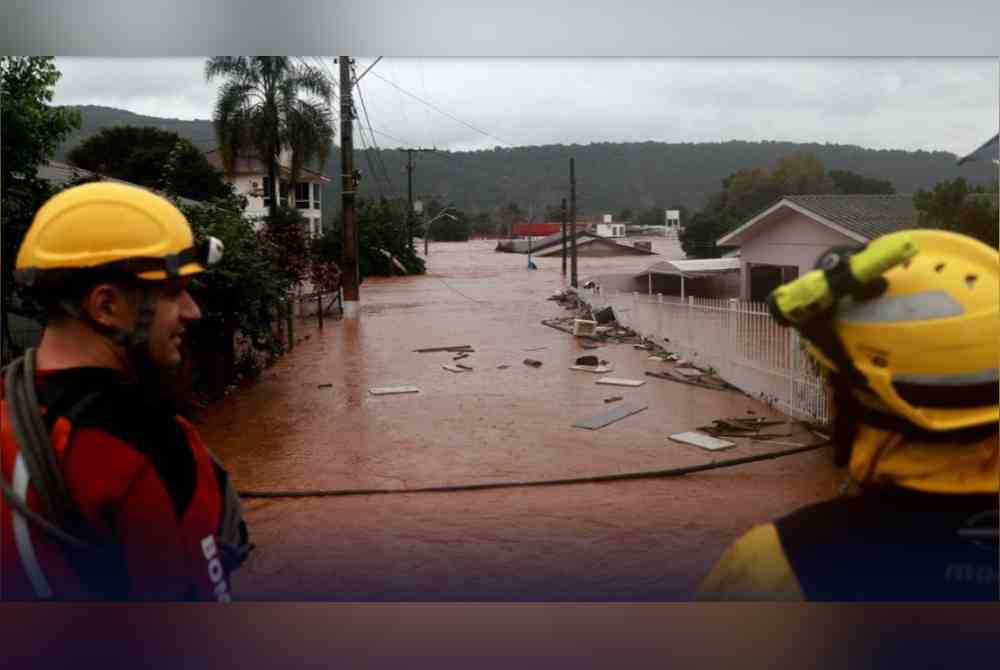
left=52, top=58, right=997, bottom=156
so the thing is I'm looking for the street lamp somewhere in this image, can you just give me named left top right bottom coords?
left=424, top=209, right=458, bottom=255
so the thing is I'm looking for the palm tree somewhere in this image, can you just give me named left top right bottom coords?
left=205, top=57, right=335, bottom=220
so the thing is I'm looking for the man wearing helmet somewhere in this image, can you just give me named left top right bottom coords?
left=1, top=182, right=248, bottom=601
left=697, top=229, right=999, bottom=601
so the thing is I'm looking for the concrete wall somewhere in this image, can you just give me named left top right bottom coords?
left=738, top=212, right=859, bottom=299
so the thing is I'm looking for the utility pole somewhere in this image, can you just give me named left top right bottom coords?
left=401, top=147, right=436, bottom=252
left=339, top=56, right=359, bottom=319
left=560, top=197, right=567, bottom=275
left=570, top=158, right=578, bottom=288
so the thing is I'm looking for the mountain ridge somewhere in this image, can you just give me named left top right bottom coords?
left=55, top=105, right=996, bottom=217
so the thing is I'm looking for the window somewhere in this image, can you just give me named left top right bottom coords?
left=295, top=182, right=311, bottom=209
left=312, top=183, right=321, bottom=209
left=261, top=177, right=272, bottom=206
left=279, top=180, right=290, bottom=205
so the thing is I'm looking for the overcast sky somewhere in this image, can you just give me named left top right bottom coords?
left=52, top=58, right=997, bottom=156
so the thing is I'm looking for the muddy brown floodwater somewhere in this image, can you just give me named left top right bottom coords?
left=198, top=238, right=842, bottom=600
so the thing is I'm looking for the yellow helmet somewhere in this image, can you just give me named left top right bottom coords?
left=15, top=182, right=223, bottom=286
left=806, top=229, right=998, bottom=432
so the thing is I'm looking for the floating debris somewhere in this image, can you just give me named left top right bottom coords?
left=369, top=386, right=420, bottom=396
left=595, top=377, right=646, bottom=388
left=413, top=345, right=474, bottom=353
left=573, top=403, right=647, bottom=430
left=669, top=431, right=736, bottom=451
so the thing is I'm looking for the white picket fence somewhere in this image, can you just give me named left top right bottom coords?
left=585, top=289, right=832, bottom=424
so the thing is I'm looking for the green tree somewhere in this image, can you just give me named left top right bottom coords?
left=470, top=211, right=494, bottom=237
left=497, top=201, right=522, bottom=237
left=719, top=167, right=781, bottom=221
left=317, top=199, right=425, bottom=280
left=431, top=209, right=471, bottom=242
left=680, top=195, right=739, bottom=258
left=1, top=57, right=80, bottom=361
left=205, top=57, right=335, bottom=220
left=259, top=205, right=312, bottom=287
left=1, top=58, right=80, bottom=188
left=913, top=178, right=998, bottom=248
left=543, top=204, right=565, bottom=222
left=770, top=152, right=833, bottom=195
left=681, top=153, right=839, bottom=258
left=67, top=126, right=233, bottom=201
left=181, top=196, right=292, bottom=393
left=829, top=170, right=896, bottom=195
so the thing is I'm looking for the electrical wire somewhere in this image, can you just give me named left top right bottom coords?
left=352, top=65, right=402, bottom=209
left=238, top=440, right=830, bottom=499
left=354, top=121, right=387, bottom=203
left=369, top=69, right=509, bottom=147
left=369, top=126, right=414, bottom=147
left=353, top=75, right=398, bottom=197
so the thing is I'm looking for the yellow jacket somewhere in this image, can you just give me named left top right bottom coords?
left=695, top=424, right=999, bottom=601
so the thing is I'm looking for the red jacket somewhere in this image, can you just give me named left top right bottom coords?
left=1, top=367, right=232, bottom=601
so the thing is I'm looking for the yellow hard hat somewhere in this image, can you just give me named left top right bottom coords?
left=15, top=181, right=223, bottom=286
left=807, top=229, right=998, bottom=432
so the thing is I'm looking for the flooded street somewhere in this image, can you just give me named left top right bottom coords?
left=199, top=239, right=842, bottom=600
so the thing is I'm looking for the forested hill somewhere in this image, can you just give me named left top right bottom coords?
left=56, top=105, right=995, bottom=215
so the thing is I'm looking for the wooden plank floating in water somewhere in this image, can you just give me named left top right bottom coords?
left=669, top=432, right=735, bottom=451
left=442, top=365, right=466, bottom=373
left=573, top=404, right=648, bottom=430
left=412, top=345, right=473, bottom=353
left=369, top=386, right=420, bottom=396
left=595, top=378, right=646, bottom=387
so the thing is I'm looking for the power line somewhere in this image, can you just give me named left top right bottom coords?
left=354, top=80, right=393, bottom=186
left=369, top=126, right=413, bottom=146
left=353, top=69, right=399, bottom=199
left=369, top=69, right=510, bottom=147
left=354, top=122, right=387, bottom=203
left=353, top=56, right=382, bottom=86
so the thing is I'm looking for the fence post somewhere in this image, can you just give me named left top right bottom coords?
left=789, top=328, right=800, bottom=420
left=728, top=298, right=738, bottom=380
left=317, top=289, right=324, bottom=330
left=686, top=295, right=694, bottom=360
left=656, top=293, right=663, bottom=345
left=633, top=292, right=639, bottom=331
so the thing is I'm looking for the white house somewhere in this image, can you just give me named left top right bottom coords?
left=716, top=194, right=921, bottom=301
left=203, top=148, right=331, bottom=238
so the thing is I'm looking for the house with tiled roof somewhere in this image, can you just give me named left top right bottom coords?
left=36, top=161, right=203, bottom=207
left=716, top=194, right=921, bottom=300
left=203, top=148, right=331, bottom=237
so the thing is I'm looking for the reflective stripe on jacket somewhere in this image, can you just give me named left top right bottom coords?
left=697, top=426, right=998, bottom=601
left=1, top=367, right=231, bottom=601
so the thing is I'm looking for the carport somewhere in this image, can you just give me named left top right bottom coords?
left=636, top=258, right=741, bottom=299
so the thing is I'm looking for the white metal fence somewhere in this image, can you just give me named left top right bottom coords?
left=585, top=289, right=832, bottom=423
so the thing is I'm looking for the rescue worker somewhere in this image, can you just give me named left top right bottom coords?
left=1, top=182, right=249, bottom=601
left=697, top=229, right=999, bottom=601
